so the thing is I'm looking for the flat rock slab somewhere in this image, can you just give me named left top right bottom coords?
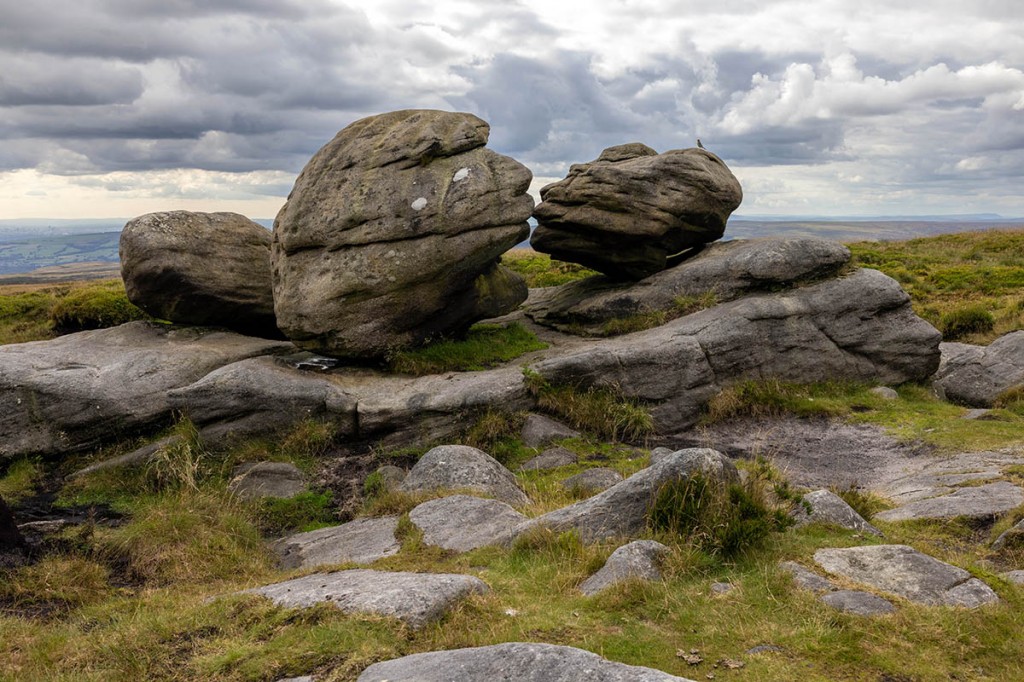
left=874, top=481, right=1023, bottom=522
left=242, top=569, right=488, bottom=629
left=409, top=495, right=526, bottom=552
left=520, top=446, right=578, bottom=471
left=820, top=590, right=895, bottom=616
left=357, top=642, right=695, bottom=681
left=792, top=489, right=882, bottom=536
left=814, top=545, right=999, bottom=607
left=399, top=445, right=529, bottom=507
left=580, top=540, right=669, bottom=596
left=272, top=516, right=400, bottom=569
left=562, top=468, right=623, bottom=494
left=521, top=448, right=737, bottom=542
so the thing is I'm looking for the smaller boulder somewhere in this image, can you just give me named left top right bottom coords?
left=933, top=331, right=1024, bottom=407
left=519, top=446, right=577, bottom=471
left=272, top=516, right=400, bottom=569
left=409, top=495, right=526, bottom=552
left=791, top=489, right=882, bottom=536
left=561, top=468, right=623, bottom=494
left=521, top=414, right=580, bottom=448
left=1001, top=570, right=1024, bottom=585
left=869, top=387, right=899, bottom=400
left=579, top=540, right=669, bottom=596
left=993, top=518, right=1024, bottom=550
left=399, top=445, right=529, bottom=506
left=228, top=461, right=306, bottom=500
left=780, top=561, right=836, bottom=593
left=369, top=465, right=407, bottom=493
left=820, top=590, right=895, bottom=616
left=120, top=211, right=279, bottom=337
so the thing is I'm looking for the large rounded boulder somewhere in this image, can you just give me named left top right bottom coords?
left=531, top=143, right=743, bottom=281
left=272, top=109, right=533, bottom=359
left=120, top=211, right=278, bottom=337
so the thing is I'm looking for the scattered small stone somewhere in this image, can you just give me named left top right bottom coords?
left=504, top=608, right=519, bottom=617
left=677, top=650, right=703, bottom=665
left=961, top=408, right=994, bottom=420
left=579, top=540, right=669, bottom=596
left=228, top=461, right=306, bottom=500
left=718, top=659, right=745, bottom=670
left=780, top=561, right=836, bottom=593
left=820, top=590, right=896, bottom=616
left=992, top=518, right=1024, bottom=550
left=521, top=414, right=580, bottom=448
left=519, top=446, right=577, bottom=471
left=561, top=467, right=623, bottom=494
left=710, top=582, right=734, bottom=595
left=869, top=386, right=899, bottom=400
left=1001, top=570, right=1024, bottom=585
left=745, top=645, right=785, bottom=655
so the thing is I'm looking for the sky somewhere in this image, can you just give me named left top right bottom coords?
left=1, top=0, right=1023, bottom=220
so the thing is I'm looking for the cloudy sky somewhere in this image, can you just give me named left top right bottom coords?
left=2, top=0, right=1023, bottom=219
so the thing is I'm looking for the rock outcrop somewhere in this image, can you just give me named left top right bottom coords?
left=933, top=331, right=1024, bottom=407
left=120, top=211, right=279, bottom=337
left=357, top=642, right=695, bottom=681
left=874, top=481, right=1023, bottom=523
left=0, top=322, right=292, bottom=460
left=526, top=237, right=851, bottom=335
left=271, top=109, right=533, bottom=359
left=531, top=268, right=941, bottom=432
left=531, top=144, right=742, bottom=280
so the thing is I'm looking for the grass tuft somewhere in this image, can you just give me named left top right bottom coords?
left=501, top=250, right=599, bottom=287
left=938, top=304, right=995, bottom=341
left=387, top=322, right=547, bottom=375
left=49, top=281, right=148, bottom=333
left=525, top=370, right=654, bottom=443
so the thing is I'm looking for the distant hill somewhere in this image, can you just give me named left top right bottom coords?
left=0, top=232, right=121, bottom=275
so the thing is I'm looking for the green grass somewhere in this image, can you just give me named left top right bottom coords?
left=0, top=458, right=42, bottom=504
left=386, top=323, right=547, bottom=375
left=502, top=250, right=598, bottom=288
left=849, top=228, right=1024, bottom=343
left=525, top=370, right=654, bottom=443
left=0, top=279, right=148, bottom=344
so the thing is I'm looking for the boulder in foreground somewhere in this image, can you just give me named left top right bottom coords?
left=272, top=109, right=533, bottom=359
left=933, top=331, right=1024, bottom=407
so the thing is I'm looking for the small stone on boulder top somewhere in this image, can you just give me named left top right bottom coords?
left=271, top=109, right=533, bottom=359
left=120, top=211, right=279, bottom=337
left=399, top=445, right=529, bottom=506
left=531, top=144, right=742, bottom=281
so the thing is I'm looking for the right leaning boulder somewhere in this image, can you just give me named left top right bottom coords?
left=531, top=143, right=743, bottom=281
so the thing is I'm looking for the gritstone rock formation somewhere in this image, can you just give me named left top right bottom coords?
left=120, top=211, right=279, bottom=337
left=531, top=143, right=743, bottom=280
left=271, top=109, right=534, bottom=359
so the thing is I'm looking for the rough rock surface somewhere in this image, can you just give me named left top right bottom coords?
left=526, top=237, right=850, bottom=334
left=813, top=545, right=999, bottom=607
left=933, top=331, right=1024, bottom=407
left=562, top=468, right=623, bottom=494
left=520, top=449, right=737, bottom=542
left=120, top=211, right=279, bottom=337
left=579, top=540, right=669, bottom=595
left=820, top=590, right=895, bottom=616
left=1002, top=570, right=1024, bottom=585
left=521, top=413, right=580, bottom=447
left=519, top=446, right=577, bottom=471
left=371, top=465, right=407, bottom=492
left=531, top=144, right=742, bottom=280
left=242, top=569, right=488, bottom=629
left=272, top=516, right=400, bottom=569
left=875, top=481, right=1023, bottom=522
left=533, top=269, right=940, bottom=432
left=227, top=462, right=306, bottom=500
left=271, top=109, right=533, bottom=359
left=0, top=322, right=292, bottom=460
left=409, top=495, right=526, bottom=552
left=399, top=445, right=529, bottom=506
left=357, top=642, right=695, bottom=681
left=791, top=489, right=882, bottom=536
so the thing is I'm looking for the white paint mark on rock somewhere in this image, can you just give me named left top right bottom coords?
left=411, top=197, right=428, bottom=211
left=453, top=167, right=471, bottom=182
